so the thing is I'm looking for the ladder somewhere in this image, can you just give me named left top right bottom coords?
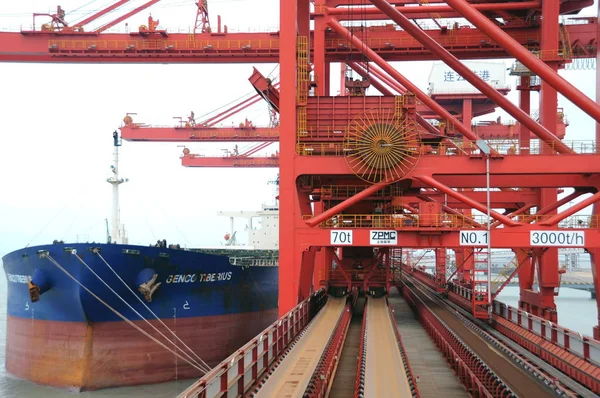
left=471, top=249, right=490, bottom=319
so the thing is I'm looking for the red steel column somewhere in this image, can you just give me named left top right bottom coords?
left=312, top=201, right=328, bottom=291
left=459, top=97, right=476, bottom=284
left=535, top=0, right=560, bottom=322
left=518, top=76, right=531, bottom=155
left=591, top=203, right=600, bottom=339
left=313, top=0, right=326, bottom=96
left=435, top=248, right=447, bottom=288
left=592, top=0, right=600, bottom=339
left=340, top=62, right=347, bottom=96
left=454, top=249, right=473, bottom=283
left=324, top=62, right=331, bottom=96
left=445, top=0, right=600, bottom=124
left=298, top=0, right=310, bottom=38
left=463, top=99, right=472, bottom=149
left=368, top=0, right=573, bottom=154
left=279, top=0, right=300, bottom=315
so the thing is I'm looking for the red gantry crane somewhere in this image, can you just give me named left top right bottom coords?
left=5, top=1, right=600, bottom=396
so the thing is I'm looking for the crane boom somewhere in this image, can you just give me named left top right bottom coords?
left=95, top=0, right=162, bottom=33
left=74, top=0, right=131, bottom=29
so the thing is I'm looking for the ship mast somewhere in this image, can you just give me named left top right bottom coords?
left=106, top=131, right=128, bottom=244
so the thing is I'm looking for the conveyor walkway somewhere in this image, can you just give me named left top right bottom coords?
left=364, top=297, right=413, bottom=398
left=252, top=297, right=347, bottom=398
left=388, top=290, right=469, bottom=397
left=409, top=280, right=557, bottom=397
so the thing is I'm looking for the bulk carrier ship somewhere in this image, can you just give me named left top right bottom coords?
left=1, top=132, right=279, bottom=391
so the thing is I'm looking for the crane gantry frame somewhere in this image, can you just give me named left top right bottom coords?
left=2, top=0, right=600, bottom=342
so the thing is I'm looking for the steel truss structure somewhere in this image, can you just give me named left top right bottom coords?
left=3, top=1, right=600, bottom=384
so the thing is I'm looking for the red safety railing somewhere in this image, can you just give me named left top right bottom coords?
left=434, top=281, right=600, bottom=393
left=401, top=285, right=503, bottom=397
left=304, top=292, right=357, bottom=397
left=410, top=266, right=440, bottom=292
left=177, top=288, right=327, bottom=398
left=386, top=301, right=420, bottom=397
left=354, top=297, right=369, bottom=398
left=491, top=302, right=600, bottom=393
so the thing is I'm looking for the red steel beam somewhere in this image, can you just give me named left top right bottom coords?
left=288, top=155, right=600, bottom=187
left=445, top=0, right=600, bottom=125
left=369, top=0, right=574, bottom=155
left=491, top=204, right=535, bottom=228
left=326, top=17, right=492, bottom=153
left=413, top=175, right=520, bottom=226
left=181, top=155, right=279, bottom=167
left=2, top=23, right=595, bottom=64
left=518, top=190, right=586, bottom=224
left=120, top=125, right=279, bottom=142
left=249, top=67, right=280, bottom=112
left=201, top=92, right=270, bottom=127
left=74, top=0, right=130, bottom=28
left=365, top=62, right=405, bottom=94
left=241, top=142, right=272, bottom=156
left=540, top=190, right=600, bottom=226
left=292, top=227, right=600, bottom=248
left=325, top=1, right=542, bottom=17
left=305, top=181, right=393, bottom=227
left=419, top=190, right=539, bottom=209
left=95, top=0, right=161, bottom=33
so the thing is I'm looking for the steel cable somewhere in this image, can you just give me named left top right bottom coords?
left=71, top=251, right=210, bottom=371
left=43, top=252, right=210, bottom=372
left=95, top=250, right=211, bottom=370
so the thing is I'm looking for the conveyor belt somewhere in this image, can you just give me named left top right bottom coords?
left=252, top=297, right=347, bottom=398
left=408, top=281, right=558, bottom=397
left=329, top=297, right=365, bottom=398
left=364, top=297, right=414, bottom=398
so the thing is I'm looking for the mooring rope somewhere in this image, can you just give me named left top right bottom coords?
left=94, top=250, right=211, bottom=370
left=69, top=250, right=210, bottom=372
left=42, top=252, right=210, bottom=373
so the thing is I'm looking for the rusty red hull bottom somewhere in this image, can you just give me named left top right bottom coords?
left=5, top=309, right=278, bottom=391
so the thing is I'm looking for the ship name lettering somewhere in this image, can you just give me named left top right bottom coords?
left=165, top=272, right=232, bottom=284
left=7, top=273, right=30, bottom=284
left=198, top=272, right=232, bottom=282
left=166, top=274, right=198, bottom=284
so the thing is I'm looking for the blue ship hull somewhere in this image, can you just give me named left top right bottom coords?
left=2, top=242, right=279, bottom=390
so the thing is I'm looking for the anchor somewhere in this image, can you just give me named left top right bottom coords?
left=138, top=273, right=161, bottom=302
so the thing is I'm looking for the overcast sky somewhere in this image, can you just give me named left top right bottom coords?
left=0, top=0, right=598, bottom=257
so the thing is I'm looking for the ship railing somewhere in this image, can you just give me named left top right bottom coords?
left=177, top=288, right=327, bottom=398
left=229, top=257, right=278, bottom=267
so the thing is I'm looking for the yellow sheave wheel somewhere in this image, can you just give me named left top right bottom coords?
left=344, top=108, right=420, bottom=183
